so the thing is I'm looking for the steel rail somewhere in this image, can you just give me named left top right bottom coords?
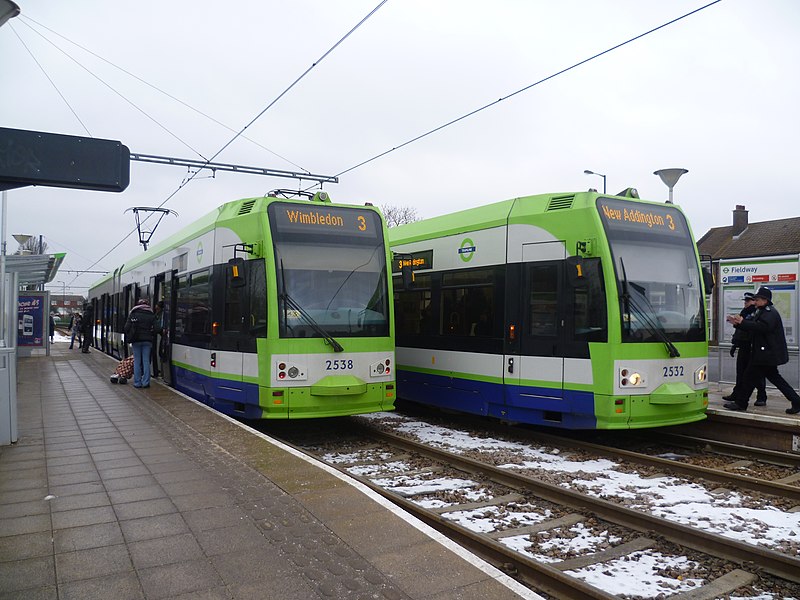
left=360, top=426, right=800, bottom=585
left=520, top=429, right=800, bottom=503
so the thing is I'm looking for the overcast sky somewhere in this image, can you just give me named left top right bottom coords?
left=2, top=0, right=799, bottom=298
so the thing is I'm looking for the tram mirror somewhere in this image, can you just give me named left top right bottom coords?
left=566, top=256, right=587, bottom=287
left=227, top=257, right=246, bottom=288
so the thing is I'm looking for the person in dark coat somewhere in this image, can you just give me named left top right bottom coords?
left=723, top=292, right=767, bottom=406
left=724, top=286, right=800, bottom=414
left=124, top=299, right=156, bottom=388
left=49, top=313, right=56, bottom=343
left=80, top=304, right=94, bottom=353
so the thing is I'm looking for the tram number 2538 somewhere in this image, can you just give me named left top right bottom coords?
left=326, top=359, right=354, bottom=371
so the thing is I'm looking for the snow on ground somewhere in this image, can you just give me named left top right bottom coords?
left=362, top=413, right=800, bottom=552
left=355, top=413, right=800, bottom=598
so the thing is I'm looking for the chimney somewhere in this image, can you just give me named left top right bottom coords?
left=732, top=205, right=748, bottom=237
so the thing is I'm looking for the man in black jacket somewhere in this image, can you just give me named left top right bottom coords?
left=724, top=287, right=800, bottom=414
left=723, top=292, right=767, bottom=406
left=124, top=299, right=156, bottom=388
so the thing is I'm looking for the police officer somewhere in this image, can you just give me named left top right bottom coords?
left=723, top=292, right=767, bottom=406
left=724, top=287, right=800, bottom=414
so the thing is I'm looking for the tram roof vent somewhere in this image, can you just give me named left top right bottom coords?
left=546, top=195, right=574, bottom=211
left=238, top=199, right=257, bottom=215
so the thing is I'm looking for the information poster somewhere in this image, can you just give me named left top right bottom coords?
left=718, top=258, right=798, bottom=348
left=18, top=293, right=47, bottom=347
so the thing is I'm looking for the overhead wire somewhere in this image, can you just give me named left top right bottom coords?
left=329, top=0, right=724, bottom=180
left=8, top=23, right=93, bottom=137
left=13, top=18, right=209, bottom=161
left=18, top=14, right=310, bottom=174
left=72, top=0, right=390, bottom=288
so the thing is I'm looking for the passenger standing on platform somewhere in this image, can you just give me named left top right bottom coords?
left=49, top=313, right=55, bottom=343
left=125, top=299, right=156, bottom=388
left=68, top=312, right=82, bottom=349
left=723, top=292, right=767, bottom=406
left=80, top=303, right=93, bottom=353
left=724, top=287, right=800, bottom=414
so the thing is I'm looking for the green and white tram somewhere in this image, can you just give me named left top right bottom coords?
left=390, top=190, right=709, bottom=429
left=88, top=191, right=396, bottom=419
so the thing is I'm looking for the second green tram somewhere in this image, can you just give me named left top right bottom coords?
left=390, top=190, right=709, bottom=429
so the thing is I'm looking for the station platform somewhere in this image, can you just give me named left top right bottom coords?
left=707, top=380, right=800, bottom=421
left=0, top=344, right=538, bottom=600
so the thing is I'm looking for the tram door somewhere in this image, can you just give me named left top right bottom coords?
left=160, top=271, right=176, bottom=386
left=504, top=242, right=566, bottom=409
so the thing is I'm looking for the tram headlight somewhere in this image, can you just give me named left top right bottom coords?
left=694, top=364, right=707, bottom=385
left=619, top=368, right=645, bottom=387
left=370, top=357, right=392, bottom=377
left=287, top=366, right=299, bottom=379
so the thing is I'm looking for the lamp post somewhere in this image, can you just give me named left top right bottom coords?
left=12, top=234, right=31, bottom=253
left=0, top=0, right=20, bottom=28
left=57, top=281, right=66, bottom=319
left=583, top=169, right=606, bottom=194
left=653, top=168, right=688, bottom=204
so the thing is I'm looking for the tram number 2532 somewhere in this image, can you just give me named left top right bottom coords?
left=663, top=365, right=684, bottom=378
left=326, top=359, right=354, bottom=371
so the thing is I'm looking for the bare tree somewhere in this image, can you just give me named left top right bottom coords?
left=381, top=205, right=420, bottom=228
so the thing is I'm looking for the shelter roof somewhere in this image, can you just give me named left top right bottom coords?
left=4, top=252, right=66, bottom=285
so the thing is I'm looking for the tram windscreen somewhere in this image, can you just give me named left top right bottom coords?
left=597, top=198, right=705, bottom=343
left=268, top=202, right=390, bottom=338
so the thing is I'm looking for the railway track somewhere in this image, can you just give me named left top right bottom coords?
left=270, top=416, right=800, bottom=599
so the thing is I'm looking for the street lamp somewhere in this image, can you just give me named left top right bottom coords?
left=0, top=0, right=20, bottom=28
left=583, top=169, right=606, bottom=194
left=12, top=234, right=31, bottom=254
left=653, top=168, right=688, bottom=204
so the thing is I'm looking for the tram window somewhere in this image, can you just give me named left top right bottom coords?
left=248, top=259, right=267, bottom=337
left=441, top=269, right=494, bottom=337
left=224, top=284, right=244, bottom=332
left=394, top=274, right=432, bottom=336
left=572, top=258, right=607, bottom=342
left=527, top=265, right=558, bottom=337
left=176, top=270, right=211, bottom=338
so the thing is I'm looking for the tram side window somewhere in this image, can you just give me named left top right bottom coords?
left=248, top=259, right=267, bottom=337
left=175, top=270, right=211, bottom=343
left=527, top=265, right=558, bottom=337
left=572, top=258, right=607, bottom=342
left=394, top=274, right=432, bottom=336
left=441, top=269, right=494, bottom=337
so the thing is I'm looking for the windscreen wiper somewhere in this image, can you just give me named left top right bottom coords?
left=281, top=292, right=345, bottom=353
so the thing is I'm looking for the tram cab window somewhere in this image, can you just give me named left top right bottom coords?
left=572, top=258, right=607, bottom=342
left=249, top=259, right=267, bottom=336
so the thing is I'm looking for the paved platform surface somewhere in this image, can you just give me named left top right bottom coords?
left=1, top=345, right=537, bottom=600
left=707, top=379, right=800, bottom=422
